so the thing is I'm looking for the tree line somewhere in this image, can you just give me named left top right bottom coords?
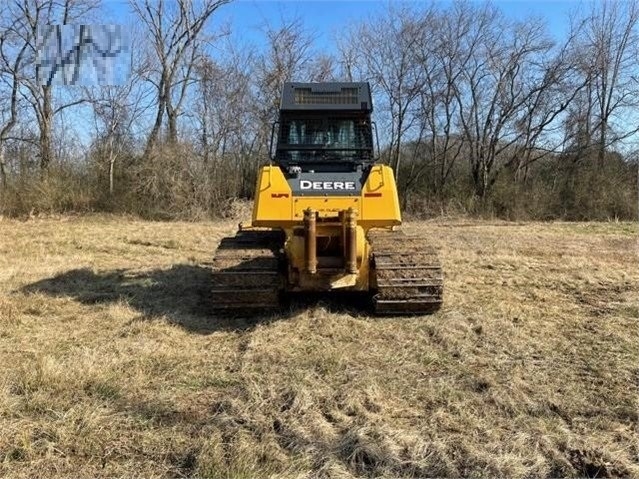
left=0, top=0, right=637, bottom=220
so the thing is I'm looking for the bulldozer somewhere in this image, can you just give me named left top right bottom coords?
left=211, top=82, right=443, bottom=315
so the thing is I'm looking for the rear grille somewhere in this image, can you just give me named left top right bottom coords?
left=294, top=88, right=359, bottom=105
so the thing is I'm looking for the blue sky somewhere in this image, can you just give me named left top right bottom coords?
left=216, top=0, right=576, bottom=48
left=104, top=0, right=579, bottom=52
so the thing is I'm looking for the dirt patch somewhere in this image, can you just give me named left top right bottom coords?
left=568, top=281, right=637, bottom=316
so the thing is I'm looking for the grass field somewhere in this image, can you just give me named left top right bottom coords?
left=0, top=216, right=637, bottom=478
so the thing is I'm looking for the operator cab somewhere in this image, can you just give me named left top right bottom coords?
left=272, top=83, right=376, bottom=180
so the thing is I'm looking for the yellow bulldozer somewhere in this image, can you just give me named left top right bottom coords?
left=211, top=82, right=443, bottom=315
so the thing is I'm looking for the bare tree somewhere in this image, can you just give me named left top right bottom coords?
left=87, top=83, right=145, bottom=196
left=0, top=3, right=30, bottom=187
left=335, top=34, right=362, bottom=82
left=343, top=4, right=435, bottom=182
left=308, top=54, right=336, bottom=82
left=243, top=17, right=317, bottom=193
left=503, top=28, right=587, bottom=183
left=131, top=0, right=230, bottom=157
left=83, top=21, right=149, bottom=197
left=254, top=17, right=315, bottom=125
left=4, top=0, right=99, bottom=171
left=408, top=3, right=469, bottom=197
left=193, top=46, right=254, bottom=198
left=451, top=7, right=574, bottom=198
left=576, top=0, right=639, bottom=165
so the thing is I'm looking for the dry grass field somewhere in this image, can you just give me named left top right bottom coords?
left=0, top=215, right=637, bottom=478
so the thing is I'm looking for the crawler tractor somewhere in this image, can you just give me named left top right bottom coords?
left=211, top=82, right=443, bottom=315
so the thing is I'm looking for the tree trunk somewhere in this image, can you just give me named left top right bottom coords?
left=470, top=156, right=489, bottom=200
left=40, top=86, right=53, bottom=170
left=167, top=105, right=178, bottom=145
left=108, top=136, right=116, bottom=196
left=393, top=115, right=403, bottom=184
left=145, top=102, right=164, bottom=158
left=109, top=157, right=115, bottom=196
left=480, top=162, right=488, bottom=199
left=201, top=96, right=209, bottom=164
left=0, top=142, right=7, bottom=189
left=598, top=118, right=606, bottom=167
left=144, top=76, right=167, bottom=159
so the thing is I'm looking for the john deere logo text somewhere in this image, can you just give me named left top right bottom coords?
left=300, top=181, right=356, bottom=190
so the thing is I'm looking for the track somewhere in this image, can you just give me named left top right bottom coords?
left=368, top=230, right=443, bottom=315
left=210, top=230, right=283, bottom=314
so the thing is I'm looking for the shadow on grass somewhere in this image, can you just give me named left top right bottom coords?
left=21, top=266, right=373, bottom=334
left=21, top=265, right=269, bottom=333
